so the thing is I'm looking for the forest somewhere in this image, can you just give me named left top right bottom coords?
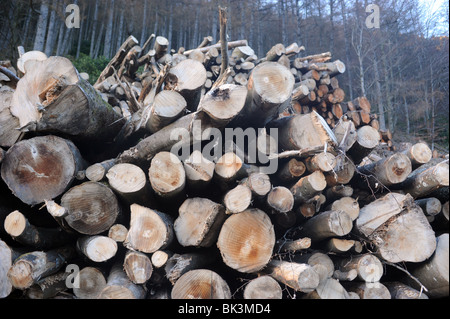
left=0, top=0, right=449, bottom=151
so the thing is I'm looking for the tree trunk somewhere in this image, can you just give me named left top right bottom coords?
left=217, top=209, right=275, bottom=273
left=174, top=197, right=227, bottom=248
left=385, top=282, right=428, bottom=299
left=400, top=161, right=449, bottom=198
left=183, top=150, right=215, bottom=190
left=171, top=269, right=231, bottom=299
left=1, top=135, right=85, bottom=205
left=328, top=196, right=360, bottom=221
left=61, top=181, right=120, bottom=235
left=33, top=0, right=49, bottom=52
left=276, top=158, right=306, bottom=183
left=124, top=204, right=174, bottom=254
left=103, top=0, right=115, bottom=59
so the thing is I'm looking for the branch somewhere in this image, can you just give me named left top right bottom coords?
left=219, top=6, right=229, bottom=78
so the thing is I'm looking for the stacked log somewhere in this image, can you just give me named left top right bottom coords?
left=0, top=31, right=448, bottom=301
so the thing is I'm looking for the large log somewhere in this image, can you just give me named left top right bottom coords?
left=1, top=135, right=85, bottom=205
left=11, top=57, right=124, bottom=142
left=217, top=208, right=275, bottom=273
left=171, top=269, right=231, bottom=299
left=243, top=275, right=283, bottom=299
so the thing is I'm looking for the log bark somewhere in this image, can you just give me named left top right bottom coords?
left=61, top=181, right=120, bottom=235
left=217, top=208, right=275, bottom=273
left=124, top=204, right=174, bottom=254
left=4, top=210, right=73, bottom=249
left=384, top=282, right=429, bottom=299
left=72, top=267, right=107, bottom=299
left=1, top=135, right=85, bottom=205
left=264, top=260, right=320, bottom=293
left=243, top=275, right=283, bottom=299
left=410, top=233, right=448, bottom=298
left=98, top=263, right=146, bottom=299
left=123, top=250, right=153, bottom=284
left=0, top=86, right=21, bottom=147
left=11, top=57, right=124, bottom=142
left=8, top=247, right=74, bottom=290
left=76, top=235, right=118, bottom=263
left=1, top=240, right=18, bottom=298
left=164, top=251, right=216, bottom=284
left=171, top=269, right=231, bottom=299
left=356, top=193, right=436, bottom=263
left=299, top=210, right=353, bottom=242
left=174, top=197, right=227, bottom=248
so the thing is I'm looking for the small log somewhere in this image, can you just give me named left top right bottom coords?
left=410, top=233, right=449, bottom=298
left=145, top=90, right=187, bottom=133
left=106, top=163, right=152, bottom=205
left=25, top=271, right=69, bottom=299
left=164, top=251, right=216, bottom=284
left=123, top=250, right=153, bottom=284
left=171, top=269, right=231, bottom=299
left=333, top=119, right=357, bottom=152
left=61, top=181, right=120, bottom=235
left=198, top=83, right=248, bottom=126
left=108, top=224, right=128, bottom=243
left=276, top=237, right=311, bottom=253
left=336, top=254, right=384, bottom=283
left=305, top=152, right=337, bottom=173
left=415, top=197, right=442, bottom=219
left=356, top=193, right=436, bottom=263
left=264, top=260, right=320, bottom=293
left=344, top=282, right=391, bottom=299
left=276, top=158, right=306, bottom=183
left=85, top=159, right=117, bottom=182
left=266, top=186, right=295, bottom=214
left=328, top=197, right=360, bottom=221
left=325, top=155, right=356, bottom=186
left=151, top=250, right=173, bottom=269
left=400, top=161, right=449, bottom=198
left=217, top=209, right=275, bottom=273
left=183, top=39, right=248, bottom=56
left=148, top=151, right=186, bottom=199
left=72, top=267, right=107, bottom=299
left=166, top=58, right=206, bottom=111
left=183, top=150, right=215, bottom=190
left=214, top=152, right=246, bottom=189
left=243, top=275, right=283, bottom=299
left=265, top=43, right=286, bottom=61
left=244, top=62, right=295, bottom=126
left=294, top=252, right=335, bottom=284
left=241, top=173, right=272, bottom=198
left=76, top=236, right=118, bottom=263
left=324, top=238, right=358, bottom=254
left=124, top=204, right=174, bottom=254
left=223, top=185, right=253, bottom=214
left=384, top=282, right=429, bottom=299
left=1, top=135, right=85, bottom=205
left=290, top=171, right=327, bottom=204
left=4, top=210, right=73, bottom=249
left=8, top=247, right=74, bottom=290
left=402, top=142, right=432, bottom=167
left=98, top=263, right=146, bottom=299
left=0, top=86, right=21, bottom=147
left=347, top=125, right=381, bottom=165
left=174, top=198, right=227, bottom=248
left=303, top=278, right=351, bottom=299
left=299, top=210, right=353, bottom=242
left=325, top=185, right=354, bottom=203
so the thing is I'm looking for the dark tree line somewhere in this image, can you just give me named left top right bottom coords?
left=0, top=0, right=448, bottom=150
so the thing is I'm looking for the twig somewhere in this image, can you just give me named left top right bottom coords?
left=383, top=261, right=429, bottom=295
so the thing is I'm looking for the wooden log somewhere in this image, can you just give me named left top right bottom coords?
left=151, top=250, right=173, bottom=269
left=223, top=185, right=253, bottom=214
left=344, top=282, right=391, bottom=299
left=400, top=161, right=449, bottom=198
left=410, top=233, right=449, bottom=298
left=166, top=58, right=206, bottom=111
left=76, top=235, right=118, bottom=263
left=243, top=275, right=283, bottom=299
left=108, top=224, right=128, bottom=243
left=266, top=186, right=294, bottom=214
left=384, top=282, right=429, bottom=299
left=148, top=151, right=186, bottom=200
left=402, top=142, right=432, bottom=167
left=0, top=239, right=19, bottom=298
left=325, top=155, right=356, bottom=186
left=305, top=152, right=337, bottom=173
left=4, top=210, right=73, bottom=249
left=123, top=250, right=153, bottom=285
left=244, top=62, right=295, bottom=126
left=276, top=237, right=311, bottom=253
left=352, top=97, right=371, bottom=124
left=231, top=46, right=255, bottom=60
left=183, top=150, right=215, bottom=190
left=11, top=57, right=124, bottom=142
left=276, top=158, right=306, bottom=183
left=174, top=197, right=227, bottom=248
left=241, top=173, right=272, bottom=198
left=303, top=278, right=351, bottom=299
left=198, top=83, right=248, bottom=126
left=61, top=181, right=120, bottom=235
left=356, top=193, right=436, bottom=263
left=8, top=247, right=74, bottom=290
left=324, top=238, right=358, bottom=254
left=347, top=126, right=381, bottom=165
left=183, top=39, right=248, bottom=56
left=0, top=86, right=21, bottom=147
left=145, top=90, right=187, bottom=133
left=1, top=135, right=85, bottom=205
left=336, top=254, right=384, bottom=283
left=264, top=260, right=320, bottom=293
left=294, top=252, right=334, bottom=284
left=214, top=152, right=246, bottom=189
left=85, top=159, right=116, bottom=182
left=415, top=197, right=442, bottom=219
left=271, top=112, right=337, bottom=151
left=355, top=153, right=412, bottom=189
left=164, top=251, right=216, bottom=285
left=299, top=210, right=353, bottom=242
left=124, top=204, right=174, bottom=254
left=333, top=119, right=357, bottom=152
left=98, top=263, right=146, bottom=299
left=171, top=269, right=231, bottom=299
left=325, top=185, right=354, bottom=203
left=72, top=267, right=107, bottom=299
left=25, top=271, right=69, bottom=299
left=106, top=163, right=152, bottom=205
left=327, top=197, right=360, bottom=221
left=290, top=171, right=327, bottom=204
left=265, top=43, right=286, bottom=61
left=217, top=208, right=275, bottom=273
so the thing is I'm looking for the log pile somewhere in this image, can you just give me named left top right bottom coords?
left=0, top=29, right=448, bottom=300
